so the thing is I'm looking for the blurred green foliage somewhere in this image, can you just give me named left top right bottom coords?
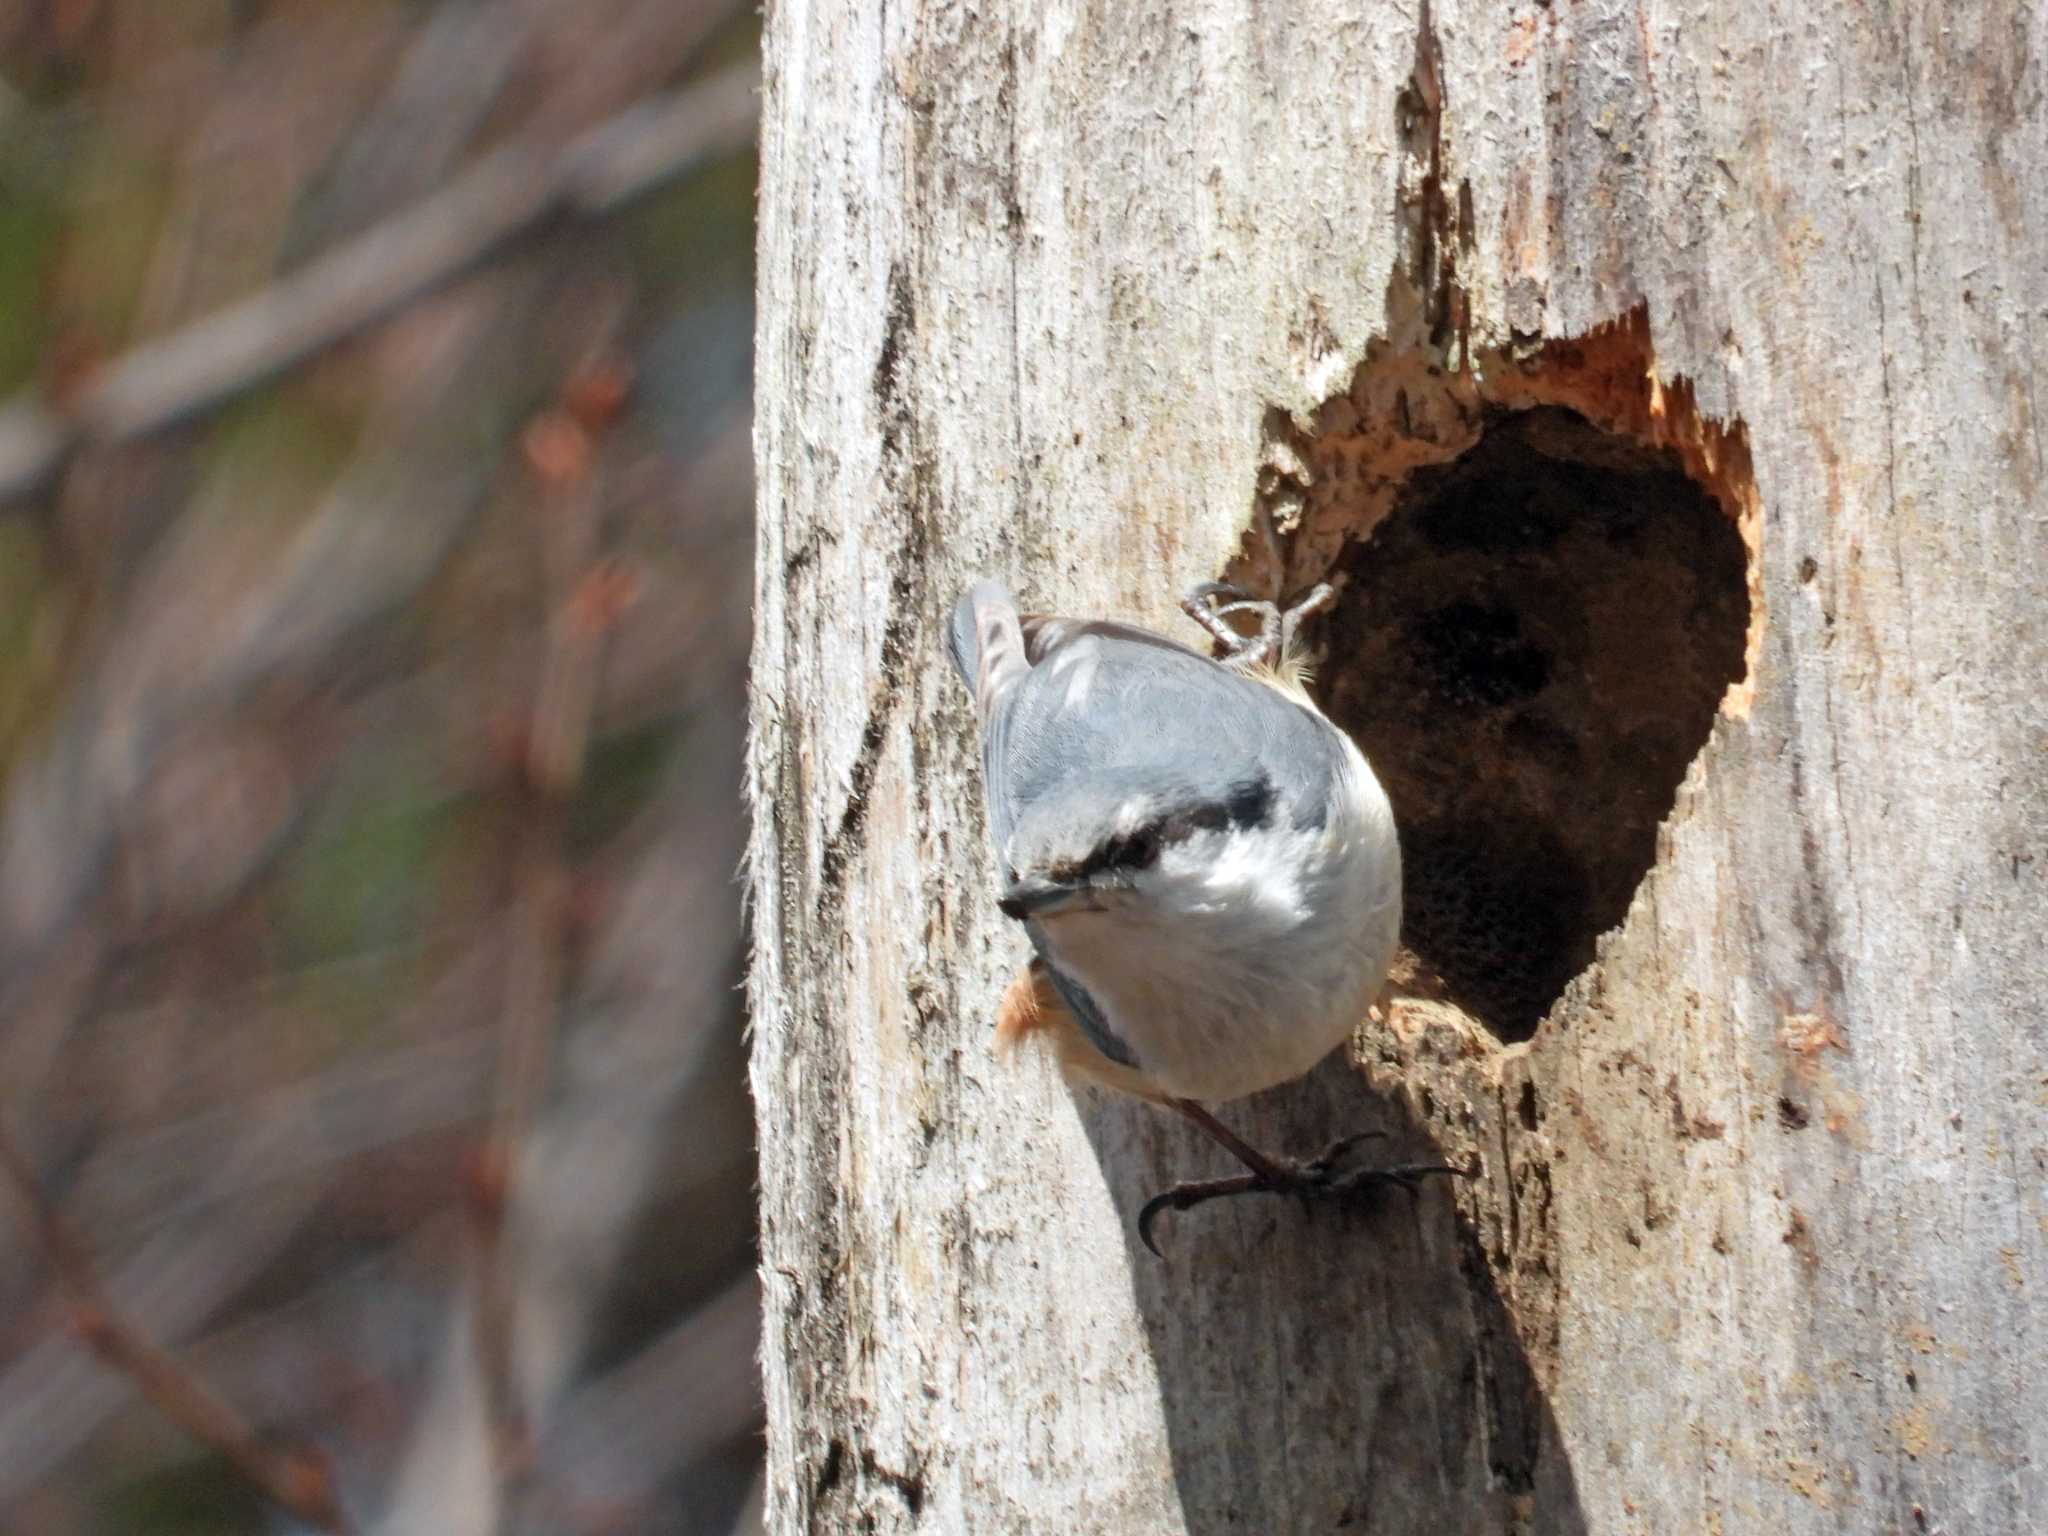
left=0, top=183, right=59, bottom=392
left=94, top=1455, right=266, bottom=1536
left=569, top=717, right=681, bottom=859
left=282, top=774, right=467, bottom=969
left=0, top=519, right=61, bottom=761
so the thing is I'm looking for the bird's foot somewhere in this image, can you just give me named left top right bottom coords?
left=1179, top=580, right=1336, bottom=672
left=1136, top=1132, right=1472, bottom=1257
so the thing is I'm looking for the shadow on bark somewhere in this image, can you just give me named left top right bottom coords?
left=1077, top=1053, right=1585, bottom=1534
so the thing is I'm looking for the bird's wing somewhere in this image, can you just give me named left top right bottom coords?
left=948, top=586, right=1346, bottom=857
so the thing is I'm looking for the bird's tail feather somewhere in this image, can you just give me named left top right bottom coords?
left=947, top=580, right=1030, bottom=718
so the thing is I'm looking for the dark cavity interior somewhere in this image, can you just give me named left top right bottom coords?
left=1317, top=406, right=1749, bottom=1042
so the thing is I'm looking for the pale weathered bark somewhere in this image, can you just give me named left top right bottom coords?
left=749, top=3, right=2046, bottom=1532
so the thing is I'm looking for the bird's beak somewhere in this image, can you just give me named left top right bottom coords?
left=997, top=875, right=1097, bottom=921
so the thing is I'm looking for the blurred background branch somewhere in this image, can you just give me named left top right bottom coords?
left=0, top=2, right=762, bottom=1530
left=0, top=1114, right=348, bottom=1530
left=0, top=60, right=758, bottom=502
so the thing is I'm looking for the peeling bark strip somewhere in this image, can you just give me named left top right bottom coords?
left=752, top=3, right=2048, bottom=1533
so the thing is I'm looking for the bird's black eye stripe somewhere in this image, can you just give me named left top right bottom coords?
left=1224, top=774, right=1276, bottom=831
left=1171, top=775, right=1277, bottom=838
left=1065, top=825, right=1162, bottom=883
left=1110, top=826, right=1160, bottom=869
left=1058, top=776, right=1275, bottom=884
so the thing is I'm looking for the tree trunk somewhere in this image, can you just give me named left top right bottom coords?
left=749, top=3, right=2046, bottom=1532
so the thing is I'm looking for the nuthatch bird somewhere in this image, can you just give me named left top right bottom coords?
left=948, top=578, right=1466, bottom=1253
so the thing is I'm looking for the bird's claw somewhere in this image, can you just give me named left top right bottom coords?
left=1136, top=1137, right=1474, bottom=1257
left=1179, top=580, right=1336, bottom=673
left=1137, top=1173, right=1266, bottom=1259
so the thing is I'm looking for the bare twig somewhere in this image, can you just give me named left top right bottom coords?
left=0, top=1117, right=349, bottom=1532
left=469, top=357, right=638, bottom=1481
left=0, top=61, right=758, bottom=502
left=301, top=0, right=553, bottom=244
left=376, top=710, right=747, bottom=1534
left=0, top=939, right=505, bottom=1508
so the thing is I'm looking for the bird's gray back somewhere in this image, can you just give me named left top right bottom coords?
left=981, top=623, right=1345, bottom=857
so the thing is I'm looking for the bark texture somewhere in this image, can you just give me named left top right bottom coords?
left=750, top=3, right=2047, bottom=1532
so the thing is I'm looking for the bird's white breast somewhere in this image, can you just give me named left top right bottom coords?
left=1036, top=736, right=1401, bottom=1103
